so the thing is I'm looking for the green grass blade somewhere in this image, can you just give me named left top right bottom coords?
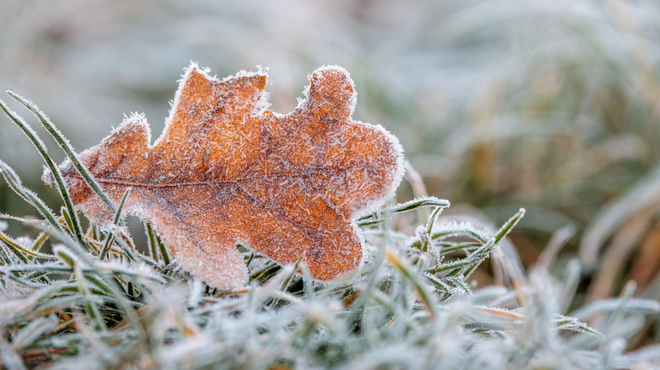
left=156, top=231, right=171, bottom=266
left=72, top=260, right=107, bottom=332
left=421, top=205, right=445, bottom=253
left=145, top=222, right=159, bottom=263
left=6, top=90, right=117, bottom=214
left=31, top=232, right=49, bottom=252
left=386, top=248, right=438, bottom=319
left=0, top=98, right=85, bottom=245
left=0, top=232, right=29, bottom=263
left=99, top=189, right=131, bottom=260
left=357, top=197, right=450, bottom=226
left=0, top=160, right=64, bottom=234
left=491, top=208, right=526, bottom=245
left=0, top=232, right=56, bottom=261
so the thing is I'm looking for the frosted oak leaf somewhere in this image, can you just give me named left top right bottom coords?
left=48, top=63, right=404, bottom=289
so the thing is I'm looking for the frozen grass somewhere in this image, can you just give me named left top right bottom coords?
left=5, top=0, right=660, bottom=303
left=1, top=94, right=660, bottom=369
left=6, top=1, right=660, bottom=330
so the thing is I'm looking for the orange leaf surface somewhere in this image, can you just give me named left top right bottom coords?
left=48, top=63, right=404, bottom=289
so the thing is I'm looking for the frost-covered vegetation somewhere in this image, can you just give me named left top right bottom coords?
left=1, top=95, right=660, bottom=369
left=3, top=0, right=660, bottom=368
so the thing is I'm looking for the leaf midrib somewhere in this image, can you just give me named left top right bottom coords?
left=67, top=166, right=369, bottom=189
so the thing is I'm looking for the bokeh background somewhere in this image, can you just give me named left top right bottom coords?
left=2, top=0, right=660, bottom=340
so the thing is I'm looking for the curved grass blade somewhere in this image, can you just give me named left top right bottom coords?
left=6, top=90, right=117, bottom=215
left=0, top=232, right=56, bottom=261
left=358, top=197, right=450, bottom=227
left=421, top=205, right=445, bottom=253
left=155, top=231, right=171, bottom=266
left=0, top=232, right=29, bottom=263
left=0, top=160, right=64, bottom=234
left=145, top=222, right=159, bottom=263
left=385, top=248, right=438, bottom=319
left=0, top=99, right=85, bottom=246
left=99, top=189, right=131, bottom=260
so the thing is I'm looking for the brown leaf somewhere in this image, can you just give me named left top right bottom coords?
left=47, top=63, right=404, bottom=289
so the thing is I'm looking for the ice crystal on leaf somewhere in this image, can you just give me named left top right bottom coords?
left=45, top=63, right=404, bottom=289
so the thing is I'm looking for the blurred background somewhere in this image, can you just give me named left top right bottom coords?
left=2, top=0, right=660, bottom=334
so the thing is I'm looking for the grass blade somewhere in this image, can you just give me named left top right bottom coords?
left=0, top=99, right=85, bottom=246
left=6, top=91, right=117, bottom=215
left=358, top=197, right=450, bottom=226
left=0, top=160, right=64, bottom=234
left=99, top=189, right=131, bottom=260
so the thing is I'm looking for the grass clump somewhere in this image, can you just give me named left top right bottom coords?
left=0, top=93, right=659, bottom=370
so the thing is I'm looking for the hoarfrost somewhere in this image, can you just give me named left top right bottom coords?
left=47, top=63, right=404, bottom=290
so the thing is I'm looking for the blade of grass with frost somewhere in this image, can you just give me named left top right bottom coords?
left=445, top=276, right=471, bottom=294
left=357, top=196, right=449, bottom=226
left=99, top=189, right=131, bottom=260
left=109, top=234, right=162, bottom=270
left=59, top=207, right=77, bottom=238
left=423, top=272, right=453, bottom=294
left=250, top=261, right=282, bottom=283
left=154, top=229, right=171, bottom=266
left=11, top=315, right=59, bottom=352
left=0, top=281, right=67, bottom=314
left=0, top=232, right=57, bottom=261
left=18, top=218, right=89, bottom=260
left=347, top=236, right=387, bottom=324
left=464, top=208, right=526, bottom=277
left=5, top=275, right=43, bottom=290
left=600, top=338, right=627, bottom=370
left=424, top=211, right=524, bottom=278
left=559, top=259, right=582, bottom=314
left=68, top=262, right=145, bottom=330
left=385, top=248, right=438, bottom=319
left=29, top=293, right=120, bottom=314
left=0, top=232, right=29, bottom=264
left=601, top=281, right=636, bottom=342
left=87, top=273, right=144, bottom=337
left=31, top=232, right=49, bottom=252
left=22, top=270, right=49, bottom=281
left=436, top=242, right=481, bottom=254
left=571, top=297, right=660, bottom=321
left=0, top=234, right=53, bottom=284
left=553, top=314, right=602, bottom=337
left=0, top=254, right=164, bottom=284
left=269, top=254, right=305, bottom=308
left=6, top=90, right=117, bottom=214
left=0, top=99, right=85, bottom=245
left=0, top=334, right=27, bottom=370
left=409, top=225, right=489, bottom=250
left=248, top=265, right=296, bottom=308
left=44, top=245, right=150, bottom=337
left=82, top=273, right=115, bottom=295
left=300, top=264, right=314, bottom=300
left=427, top=242, right=496, bottom=274
left=421, top=205, right=445, bottom=253
left=145, top=222, right=159, bottom=263
left=133, top=250, right=162, bottom=271
left=0, top=160, right=64, bottom=234
left=0, top=263, right=87, bottom=276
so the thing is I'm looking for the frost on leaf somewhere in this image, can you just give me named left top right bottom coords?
left=47, top=63, right=404, bottom=289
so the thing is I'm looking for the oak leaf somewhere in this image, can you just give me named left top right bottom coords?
left=49, top=63, right=404, bottom=289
